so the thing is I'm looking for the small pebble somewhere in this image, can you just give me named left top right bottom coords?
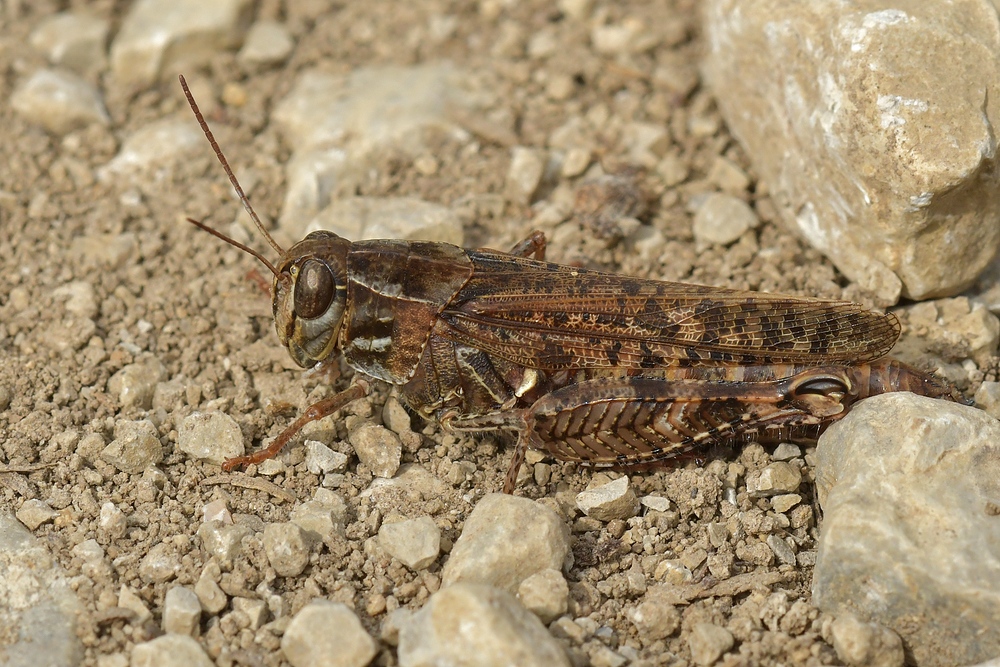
left=974, top=381, right=1000, bottom=419
left=289, top=490, right=348, bottom=542
left=139, top=542, right=180, bottom=583
left=629, top=595, right=681, bottom=640
left=238, top=20, right=295, bottom=67
left=29, top=12, right=109, bottom=74
left=517, top=568, right=569, bottom=623
left=576, top=476, right=639, bottom=521
left=349, top=423, right=402, bottom=478
left=98, top=502, right=128, bottom=539
left=441, top=493, right=571, bottom=593
left=688, top=622, right=735, bottom=666
left=751, top=461, right=802, bottom=496
left=16, top=499, right=59, bottom=530
left=771, top=442, right=802, bottom=461
left=830, top=614, right=905, bottom=667
left=233, top=596, right=269, bottom=630
left=281, top=600, right=378, bottom=667
left=100, top=420, right=162, bottom=474
left=771, top=493, right=802, bottom=513
left=378, top=516, right=441, bottom=570
left=177, top=412, right=244, bottom=465
left=305, top=440, right=348, bottom=474
left=506, top=146, right=546, bottom=206
left=194, top=568, right=227, bottom=614
left=196, top=521, right=250, bottom=565
left=692, top=192, right=758, bottom=247
left=163, top=586, right=201, bottom=636
left=131, top=634, right=213, bottom=667
left=108, top=358, right=165, bottom=410
left=118, top=585, right=151, bottom=622
left=99, top=118, right=202, bottom=178
left=381, top=397, right=412, bottom=435
left=398, top=584, right=570, bottom=667
left=11, top=68, right=108, bottom=135
left=767, top=534, right=798, bottom=566
left=639, top=495, right=671, bottom=512
left=263, top=522, right=311, bottom=577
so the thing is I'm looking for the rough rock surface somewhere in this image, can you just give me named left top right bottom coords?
left=813, top=393, right=1000, bottom=666
left=397, top=583, right=571, bottom=667
left=703, top=0, right=1000, bottom=302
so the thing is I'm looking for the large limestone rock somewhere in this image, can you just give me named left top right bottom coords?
left=703, top=1, right=1000, bottom=302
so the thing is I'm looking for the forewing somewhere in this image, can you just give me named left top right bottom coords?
left=437, top=251, right=900, bottom=370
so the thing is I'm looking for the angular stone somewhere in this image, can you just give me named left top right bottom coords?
left=11, top=68, right=108, bottom=135
left=29, top=13, right=109, bottom=75
left=575, top=476, right=640, bottom=521
left=704, top=0, right=1000, bottom=301
left=238, top=20, right=294, bottom=67
left=441, top=493, right=571, bottom=594
left=131, top=634, right=213, bottom=667
left=692, top=193, right=757, bottom=247
left=281, top=600, right=377, bottom=667
left=98, top=118, right=204, bottom=180
left=163, top=586, right=201, bottom=636
left=378, top=516, right=441, bottom=571
left=177, top=412, right=244, bottom=465
left=829, top=613, right=905, bottom=667
left=397, top=584, right=571, bottom=667
left=516, top=568, right=569, bottom=624
left=108, top=357, right=166, bottom=410
left=101, top=420, right=162, bottom=474
left=15, top=499, right=59, bottom=530
left=349, top=423, right=402, bottom=479
left=688, top=623, right=734, bottom=666
left=263, top=522, right=310, bottom=577
left=110, top=0, right=253, bottom=89
left=814, top=393, right=1000, bottom=666
left=306, top=196, right=463, bottom=248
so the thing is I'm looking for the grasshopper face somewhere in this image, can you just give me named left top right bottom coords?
left=273, top=231, right=352, bottom=368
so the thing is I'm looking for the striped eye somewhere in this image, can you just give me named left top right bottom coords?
left=293, top=259, right=335, bottom=320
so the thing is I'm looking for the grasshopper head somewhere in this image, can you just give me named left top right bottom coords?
left=273, top=231, right=351, bottom=368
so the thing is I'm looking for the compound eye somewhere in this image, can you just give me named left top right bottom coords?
left=293, top=259, right=335, bottom=319
left=794, top=378, right=848, bottom=400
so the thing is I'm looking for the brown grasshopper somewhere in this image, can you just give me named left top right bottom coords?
left=179, top=76, right=964, bottom=493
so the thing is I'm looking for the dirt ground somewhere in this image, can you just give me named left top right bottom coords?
left=0, top=1, right=987, bottom=666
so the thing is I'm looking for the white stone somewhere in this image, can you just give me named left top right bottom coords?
left=177, top=412, right=244, bottom=465
left=506, top=147, right=546, bottom=206
left=289, top=491, right=348, bottom=543
left=101, top=420, right=163, bottom=474
left=108, top=358, right=166, bottom=411
left=349, top=423, right=402, bottom=479
left=238, top=20, right=294, bottom=67
left=378, top=516, right=441, bottom=571
left=398, top=584, right=571, bottom=667
left=110, top=0, right=253, bottom=89
left=163, top=586, right=201, bottom=636
left=691, top=193, right=758, bottom=247
left=15, top=499, right=59, bottom=530
left=11, top=68, right=108, bottom=135
left=131, top=634, right=214, bottom=667
left=703, top=0, right=1000, bottom=301
left=575, top=476, right=640, bottom=521
left=29, top=12, right=109, bottom=75
left=441, top=493, right=571, bottom=593
left=98, top=118, right=204, bottom=180
left=281, top=600, right=378, bottom=667
left=305, top=196, right=464, bottom=248
left=750, top=462, right=803, bottom=497
left=688, top=623, right=734, bottom=666
left=830, top=613, right=905, bottom=667
left=814, top=393, right=1000, bottom=666
left=516, top=568, right=569, bottom=623
left=196, top=521, right=250, bottom=565
left=305, top=440, right=348, bottom=474
left=263, top=522, right=310, bottom=577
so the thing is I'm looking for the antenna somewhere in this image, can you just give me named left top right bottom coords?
left=178, top=74, right=284, bottom=262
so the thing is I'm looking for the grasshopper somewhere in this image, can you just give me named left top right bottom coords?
left=179, top=76, right=963, bottom=493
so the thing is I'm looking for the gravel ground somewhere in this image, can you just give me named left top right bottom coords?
left=0, top=1, right=988, bottom=666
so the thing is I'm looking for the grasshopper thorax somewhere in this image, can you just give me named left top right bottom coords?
left=274, top=231, right=352, bottom=368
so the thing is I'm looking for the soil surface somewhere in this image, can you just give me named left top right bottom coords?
left=0, top=1, right=984, bottom=666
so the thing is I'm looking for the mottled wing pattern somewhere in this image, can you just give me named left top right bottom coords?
left=438, top=251, right=900, bottom=370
